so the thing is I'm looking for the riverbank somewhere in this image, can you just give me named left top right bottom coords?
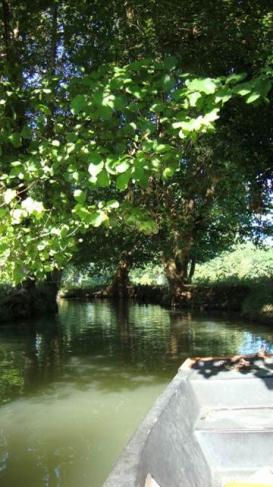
left=0, top=275, right=272, bottom=326
left=59, top=279, right=273, bottom=326
left=0, top=281, right=58, bottom=323
left=54, top=244, right=273, bottom=327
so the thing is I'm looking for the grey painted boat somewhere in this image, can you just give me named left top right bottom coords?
left=103, top=354, right=273, bottom=487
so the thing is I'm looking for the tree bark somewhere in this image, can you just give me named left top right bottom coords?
left=1, top=0, right=10, bottom=64
left=107, top=257, right=131, bottom=298
left=164, top=256, right=188, bottom=304
left=187, top=256, right=196, bottom=284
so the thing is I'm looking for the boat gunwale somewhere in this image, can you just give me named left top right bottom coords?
left=103, top=353, right=273, bottom=487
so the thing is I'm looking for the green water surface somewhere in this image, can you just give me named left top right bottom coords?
left=0, top=300, right=272, bottom=487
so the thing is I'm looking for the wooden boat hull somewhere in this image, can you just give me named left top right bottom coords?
left=103, top=354, right=273, bottom=487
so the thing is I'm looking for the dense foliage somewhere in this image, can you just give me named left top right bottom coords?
left=62, top=243, right=273, bottom=288
left=193, top=243, right=273, bottom=284
left=0, top=1, right=272, bottom=297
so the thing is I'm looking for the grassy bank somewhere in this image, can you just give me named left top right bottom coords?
left=191, top=243, right=273, bottom=323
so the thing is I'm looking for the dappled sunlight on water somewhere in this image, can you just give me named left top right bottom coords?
left=0, top=301, right=272, bottom=486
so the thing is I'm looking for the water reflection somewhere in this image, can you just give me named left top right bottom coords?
left=0, top=301, right=272, bottom=486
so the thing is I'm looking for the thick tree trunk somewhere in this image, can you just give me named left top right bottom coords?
left=46, top=269, right=62, bottom=292
left=107, top=257, right=131, bottom=298
left=163, top=236, right=193, bottom=304
left=164, top=257, right=189, bottom=304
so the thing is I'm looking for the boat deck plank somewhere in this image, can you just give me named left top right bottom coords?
left=196, top=407, right=273, bottom=431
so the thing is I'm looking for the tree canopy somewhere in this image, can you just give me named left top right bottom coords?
left=0, top=0, right=272, bottom=292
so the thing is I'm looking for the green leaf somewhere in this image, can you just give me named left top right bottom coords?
left=98, top=106, right=112, bottom=120
left=245, top=93, right=261, bottom=104
left=101, top=93, right=115, bottom=108
left=74, top=189, right=86, bottom=203
left=89, top=209, right=108, bottom=227
left=21, top=125, right=32, bottom=139
left=225, top=73, right=247, bottom=85
left=88, top=152, right=103, bottom=165
left=187, top=78, right=218, bottom=94
left=202, top=108, right=220, bottom=124
left=133, top=159, right=148, bottom=188
left=21, top=197, right=44, bottom=215
left=52, top=139, right=60, bottom=147
left=163, top=167, right=175, bottom=179
left=105, top=156, right=118, bottom=175
left=11, top=208, right=27, bottom=224
left=88, top=162, right=104, bottom=177
left=138, top=219, right=158, bottom=235
left=73, top=205, right=90, bottom=221
left=187, top=92, right=202, bottom=107
left=105, top=200, right=119, bottom=210
left=3, top=189, right=17, bottom=204
left=164, top=56, right=177, bottom=70
left=96, top=170, right=110, bottom=187
left=236, top=87, right=252, bottom=96
left=113, top=95, right=127, bottom=110
left=154, top=142, right=171, bottom=153
left=115, top=160, right=130, bottom=173
left=233, top=82, right=252, bottom=96
left=9, top=133, right=22, bottom=148
left=71, top=94, right=87, bottom=114
left=245, top=79, right=272, bottom=104
left=126, top=207, right=158, bottom=234
left=161, top=74, right=175, bottom=90
left=255, top=78, right=272, bottom=97
left=214, top=88, right=232, bottom=104
left=116, top=170, right=131, bottom=190
left=125, top=84, right=142, bottom=99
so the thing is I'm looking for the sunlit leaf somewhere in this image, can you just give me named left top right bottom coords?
left=3, top=189, right=17, bottom=204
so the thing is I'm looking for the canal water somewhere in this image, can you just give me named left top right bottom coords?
left=0, top=300, right=272, bottom=487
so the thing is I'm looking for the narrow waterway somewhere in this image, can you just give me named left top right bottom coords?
left=0, top=300, right=272, bottom=487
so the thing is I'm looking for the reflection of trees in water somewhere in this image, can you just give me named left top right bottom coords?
left=0, top=357, right=24, bottom=404
left=0, top=330, right=27, bottom=403
left=23, top=327, right=39, bottom=390
left=0, top=319, right=64, bottom=402
left=1, top=303, right=273, bottom=402
left=58, top=300, right=174, bottom=373
left=23, top=320, right=64, bottom=392
left=166, top=312, right=258, bottom=361
left=166, top=312, right=193, bottom=360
